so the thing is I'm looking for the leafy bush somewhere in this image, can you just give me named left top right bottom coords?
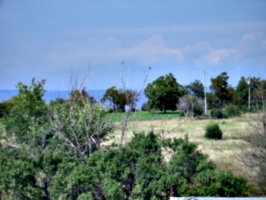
left=204, top=123, right=223, bottom=140
left=141, top=101, right=149, bottom=111
left=0, top=98, right=15, bottom=118
left=59, top=132, right=248, bottom=199
left=194, top=169, right=248, bottom=196
left=225, top=104, right=240, bottom=117
left=211, top=108, right=223, bottom=119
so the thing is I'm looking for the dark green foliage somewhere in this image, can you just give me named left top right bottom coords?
left=141, top=101, right=149, bottom=111
left=101, top=86, right=138, bottom=112
left=194, top=170, right=248, bottom=196
left=0, top=78, right=113, bottom=199
left=144, top=73, right=186, bottom=113
left=3, top=78, right=48, bottom=148
left=186, top=79, right=204, bottom=99
left=1, top=122, right=249, bottom=199
left=234, top=76, right=249, bottom=107
left=210, top=72, right=233, bottom=108
left=206, top=92, right=220, bottom=109
left=204, top=123, right=223, bottom=140
left=234, top=76, right=266, bottom=110
left=101, top=86, right=127, bottom=112
left=58, top=132, right=248, bottom=199
left=69, top=88, right=97, bottom=104
left=0, top=98, right=15, bottom=118
left=225, top=104, right=240, bottom=117
left=211, top=108, right=223, bottom=119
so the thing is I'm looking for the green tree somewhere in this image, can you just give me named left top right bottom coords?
left=210, top=72, right=231, bottom=108
left=234, top=76, right=249, bottom=107
left=69, top=88, right=96, bottom=105
left=3, top=78, right=48, bottom=146
left=186, top=79, right=204, bottom=99
left=101, top=87, right=138, bottom=112
left=0, top=78, right=113, bottom=199
left=144, top=73, right=185, bottom=113
left=206, top=92, right=219, bottom=109
left=0, top=78, right=53, bottom=199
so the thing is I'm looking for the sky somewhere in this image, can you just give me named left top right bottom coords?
left=0, top=0, right=266, bottom=91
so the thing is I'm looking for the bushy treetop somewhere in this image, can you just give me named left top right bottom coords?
left=144, top=73, right=186, bottom=113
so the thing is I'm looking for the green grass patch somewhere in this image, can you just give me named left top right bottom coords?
left=106, top=111, right=183, bottom=122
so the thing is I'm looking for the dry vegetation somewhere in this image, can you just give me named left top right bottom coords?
left=104, top=114, right=256, bottom=184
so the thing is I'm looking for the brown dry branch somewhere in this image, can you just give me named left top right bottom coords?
left=47, top=71, right=114, bottom=161
left=119, top=62, right=151, bottom=144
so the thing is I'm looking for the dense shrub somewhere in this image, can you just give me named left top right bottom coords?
left=211, top=108, right=223, bottom=119
left=225, top=104, right=240, bottom=117
left=0, top=99, right=15, bottom=118
left=204, top=123, right=223, bottom=140
left=141, top=101, right=149, bottom=111
left=194, top=170, right=248, bottom=196
left=59, top=132, right=248, bottom=199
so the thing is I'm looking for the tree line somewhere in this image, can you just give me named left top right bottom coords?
left=100, top=71, right=266, bottom=118
left=1, top=71, right=265, bottom=117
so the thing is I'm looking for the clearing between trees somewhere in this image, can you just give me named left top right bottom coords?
left=105, top=114, right=258, bottom=187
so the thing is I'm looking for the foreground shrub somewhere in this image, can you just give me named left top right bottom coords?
left=204, top=123, right=223, bottom=139
left=194, top=170, right=248, bottom=196
left=57, top=132, right=250, bottom=199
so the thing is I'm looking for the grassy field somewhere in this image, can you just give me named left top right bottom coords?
left=104, top=114, right=257, bottom=187
left=106, top=110, right=184, bottom=122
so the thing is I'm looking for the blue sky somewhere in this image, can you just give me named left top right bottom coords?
left=0, top=0, right=266, bottom=91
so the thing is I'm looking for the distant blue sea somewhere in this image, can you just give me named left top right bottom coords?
left=0, top=90, right=147, bottom=109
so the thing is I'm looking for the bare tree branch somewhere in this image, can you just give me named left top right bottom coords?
left=119, top=62, right=151, bottom=144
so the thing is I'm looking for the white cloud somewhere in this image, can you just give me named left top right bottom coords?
left=182, top=41, right=212, bottom=54
left=47, top=35, right=183, bottom=66
left=241, top=32, right=263, bottom=42
left=198, top=48, right=238, bottom=65
left=117, top=35, right=183, bottom=63
left=47, top=37, right=123, bottom=66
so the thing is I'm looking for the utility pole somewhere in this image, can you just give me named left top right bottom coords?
left=203, top=71, right=207, bottom=115
left=247, top=75, right=251, bottom=110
